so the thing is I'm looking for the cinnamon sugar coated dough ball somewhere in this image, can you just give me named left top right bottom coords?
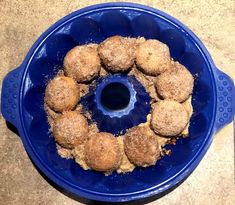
left=64, top=44, right=101, bottom=82
left=98, top=36, right=135, bottom=72
left=53, top=111, right=89, bottom=149
left=85, top=132, right=122, bottom=172
left=151, top=100, right=189, bottom=137
left=155, top=61, right=194, bottom=102
left=136, top=39, right=171, bottom=76
left=124, top=126, right=160, bottom=167
left=45, top=76, right=80, bottom=112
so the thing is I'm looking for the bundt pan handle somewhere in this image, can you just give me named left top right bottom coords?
left=1, top=66, right=23, bottom=130
left=214, top=67, right=235, bottom=132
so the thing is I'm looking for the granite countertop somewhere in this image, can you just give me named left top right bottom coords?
left=0, top=0, right=234, bottom=204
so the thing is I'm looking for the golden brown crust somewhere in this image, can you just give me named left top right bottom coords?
left=53, top=111, right=89, bottom=149
left=136, top=39, right=171, bottom=76
left=63, top=44, right=101, bottom=82
left=151, top=100, right=189, bottom=137
left=85, top=132, right=122, bottom=172
left=98, top=36, right=136, bottom=72
left=45, top=76, right=80, bottom=112
left=155, top=61, right=194, bottom=102
left=124, top=126, right=160, bottom=167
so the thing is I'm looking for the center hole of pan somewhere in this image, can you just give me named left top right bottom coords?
left=100, top=82, right=131, bottom=111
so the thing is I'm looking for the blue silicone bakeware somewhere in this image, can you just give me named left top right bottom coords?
left=1, top=2, right=234, bottom=202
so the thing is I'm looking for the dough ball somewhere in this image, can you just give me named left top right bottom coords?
left=155, top=61, right=194, bottom=102
left=53, top=111, right=89, bottom=149
left=136, top=39, right=171, bottom=76
left=45, top=76, right=80, bottom=112
left=98, top=36, right=135, bottom=72
left=151, top=100, right=189, bottom=136
left=124, top=126, right=160, bottom=167
left=64, top=44, right=101, bottom=82
left=85, top=132, right=122, bottom=172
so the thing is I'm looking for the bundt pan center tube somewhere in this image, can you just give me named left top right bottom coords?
left=1, top=2, right=235, bottom=202
left=100, top=82, right=131, bottom=111
left=81, top=74, right=151, bottom=135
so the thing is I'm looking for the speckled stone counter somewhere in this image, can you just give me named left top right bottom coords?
left=0, top=0, right=234, bottom=204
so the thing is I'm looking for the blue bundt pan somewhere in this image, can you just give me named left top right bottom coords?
left=81, top=74, right=151, bottom=135
left=1, top=2, right=235, bottom=202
